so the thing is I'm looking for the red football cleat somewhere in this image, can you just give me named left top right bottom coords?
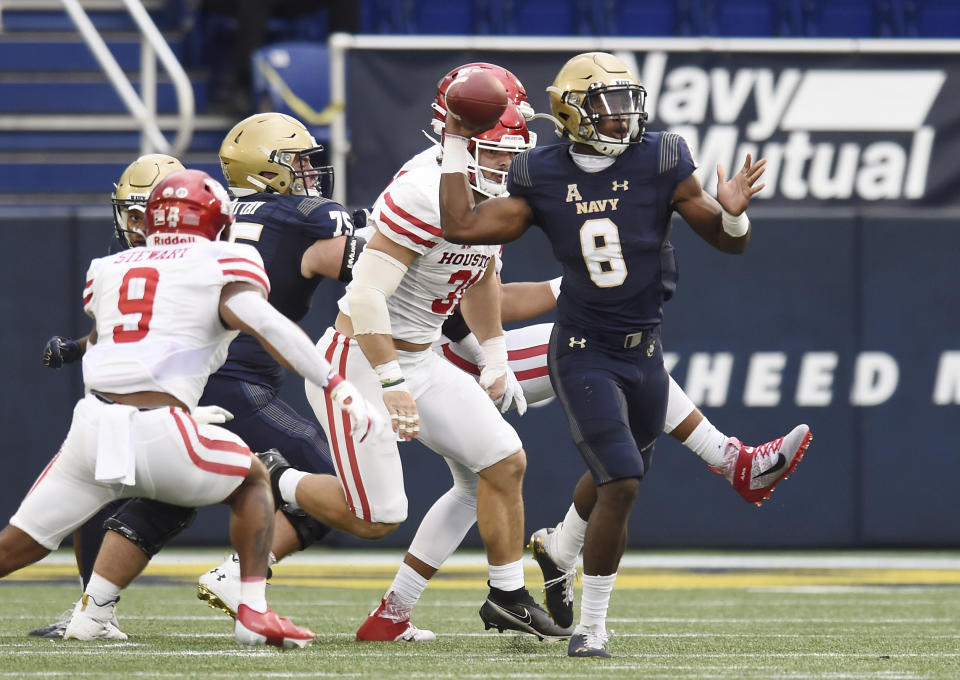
left=356, top=591, right=436, bottom=642
left=234, top=604, right=315, bottom=649
left=725, top=424, right=812, bottom=507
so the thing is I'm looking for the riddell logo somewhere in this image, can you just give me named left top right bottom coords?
left=622, top=51, right=946, bottom=201
left=148, top=234, right=201, bottom=245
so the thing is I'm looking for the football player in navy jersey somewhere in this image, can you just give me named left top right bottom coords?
left=439, top=52, right=811, bottom=657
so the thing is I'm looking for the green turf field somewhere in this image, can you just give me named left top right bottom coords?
left=1, top=549, right=958, bottom=679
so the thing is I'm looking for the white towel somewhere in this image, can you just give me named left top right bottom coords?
left=94, top=402, right=137, bottom=486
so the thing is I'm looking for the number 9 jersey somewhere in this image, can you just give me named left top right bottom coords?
left=506, top=131, right=692, bottom=333
left=80, top=240, right=270, bottom=409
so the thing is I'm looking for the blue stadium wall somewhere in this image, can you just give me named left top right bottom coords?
left=2, top=42, right=958, bottom=549
left=2, top=208, right=957, bottom=549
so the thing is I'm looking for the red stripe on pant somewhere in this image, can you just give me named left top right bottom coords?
left=171, top=409, right=250, bottom=477
left=323, top=333, right=371, bottom=522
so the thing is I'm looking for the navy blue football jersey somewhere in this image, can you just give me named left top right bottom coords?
left=507, top=132, right=693, bottom=333
left=217, top=192, right=354, bottom=388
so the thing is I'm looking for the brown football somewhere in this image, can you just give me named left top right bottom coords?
left=444, top=70, right=508, bottom=129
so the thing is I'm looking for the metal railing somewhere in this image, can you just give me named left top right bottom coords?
left=58, top=0, right=194, bottom=156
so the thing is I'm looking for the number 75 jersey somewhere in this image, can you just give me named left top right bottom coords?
left=80, top=240, right=271, bottom=410
left=507, top=132, right=694, bottom=334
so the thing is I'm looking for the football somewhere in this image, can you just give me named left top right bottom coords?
left=444, top=70, right=508, bottom=130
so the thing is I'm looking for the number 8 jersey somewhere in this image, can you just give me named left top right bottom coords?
left=506, top=131, right=693, bottom=333
left=81, top=240, right=270, bottom=409
left=340, top=162, right=499, bottom=344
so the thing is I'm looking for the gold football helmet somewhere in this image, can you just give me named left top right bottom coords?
left=218, top=112, right=332, bottom=197
left=547, top=52, right=648, bottom=157
left=111, top=153, right=185, bottom=248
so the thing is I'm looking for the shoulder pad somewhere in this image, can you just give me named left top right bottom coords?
left=658, top=132, right=683, bottom=174
left=295, top=196, right=335, bottom=217
left=510, top=149, right=533, bottom=188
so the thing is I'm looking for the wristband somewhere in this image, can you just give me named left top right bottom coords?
left=381, top=378, right=408, bottom=393
left=721, top=209, right=749, bottom=237
left=480, top=335, right=507, bottom=376
left=324, top=371, right=343, bottom=394
left=441, top=135, right=470, bottom=175
left=548, top=277, right=562, bottom=300
left=375, top=359, right=403, bottom=385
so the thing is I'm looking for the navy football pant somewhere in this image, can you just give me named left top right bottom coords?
left=199, top=375, right=336, bottom=476
left=548, top=324, right=669, bottom=485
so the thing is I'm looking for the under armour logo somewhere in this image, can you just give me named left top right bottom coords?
left=569, top=337, right=586, bottom=348
left=612, top=180, right=629, bottom=191
left=646, top=340, right=656, bottom=357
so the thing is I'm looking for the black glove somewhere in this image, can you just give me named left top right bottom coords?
left=42, top=336, right=82, bottom=369
left=351, top=208, right=371, bottom=229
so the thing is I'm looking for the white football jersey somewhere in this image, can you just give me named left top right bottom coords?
left=82, top=240, right=270, bottom=409
left=339, top=162, right=498, bottom=344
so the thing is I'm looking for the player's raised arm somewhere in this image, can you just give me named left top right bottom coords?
left=439, top=116, right=534, bottom=246
left=673, top=154, right=766, bottom=255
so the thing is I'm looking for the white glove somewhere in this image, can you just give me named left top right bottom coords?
left=497, top=366, right=527, bottom=416
left=327, top=375, right=385, bottom=442
left=191, top=405, right=234, bottom=425
left=449, top=333, right=486, bottom=367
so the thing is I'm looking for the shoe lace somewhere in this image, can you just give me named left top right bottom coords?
left=751, top=435, right=785, bottom=469
left=380, top=597, right=413, bottom=625
left=544, top=568, right=576, bottom=606
left=581, top=626, right=611, bottom=648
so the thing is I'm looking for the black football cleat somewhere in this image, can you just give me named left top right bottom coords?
left=567, top=624, right=612, bottom=658
left=528, top=527, right=576, bottom=628
left=479, top=587, right=573, bottom=641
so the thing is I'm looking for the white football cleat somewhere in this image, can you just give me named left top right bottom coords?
left=724, top=424, right=812, bottom=507
left=197, top=553, right=241, bottom=618
left=63, top=594, right=127, bottom=641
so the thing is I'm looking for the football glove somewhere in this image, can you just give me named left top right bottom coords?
left=326, top=373, right=386, bottom=442
left=191, top=405, right=234, bottom=425
left=497, top=366, right=528, bottom=416
left=42, top=336, right=82, bottom=369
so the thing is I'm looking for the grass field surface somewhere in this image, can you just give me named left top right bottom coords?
left=1, top=549, right=958, bottom=679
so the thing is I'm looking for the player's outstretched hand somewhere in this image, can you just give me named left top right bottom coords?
left=42, top=336, right=82, bottom=369
left=443, top=115, right=491, bottom=142
left=716, top=154, right=766, bottom=215
left=192, top=405, right=234, bottom=425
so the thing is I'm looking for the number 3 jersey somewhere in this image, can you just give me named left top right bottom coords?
left=81, top=240, right=271, bottom=409
left=506, top=131, right=694, bottom=333
left=339, top=162, right=499, bottom=344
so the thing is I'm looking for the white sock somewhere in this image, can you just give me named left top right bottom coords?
left=553, top=504, right=588, bottom=571
left=488, top=559, right=525, bottom=591
left=387, top=562, right=429, bottom=610
left=579, top=573, right=617, bottom=629
left=664, top=375, right=696, bottom=433
left=278, top=469, right=309, bottom=509
left=683, top=418, right=728, bottom=468
left=240, top=577, right=268, bottom=613
left=85, top=572, right=121, bottom=606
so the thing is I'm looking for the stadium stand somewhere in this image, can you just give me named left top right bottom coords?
left=2, top=0, right=960, bottom=206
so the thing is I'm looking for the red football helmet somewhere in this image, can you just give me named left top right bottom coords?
left=467, top=103, right=535, bottom=198
left=145, top=169, right=234, bottom=245
left=432, top=62, right=534, bottom=136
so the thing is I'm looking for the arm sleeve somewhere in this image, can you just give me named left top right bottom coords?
left=345, top=248, right=408, bottom=336
left=223, top=290, right=333, bottom=390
